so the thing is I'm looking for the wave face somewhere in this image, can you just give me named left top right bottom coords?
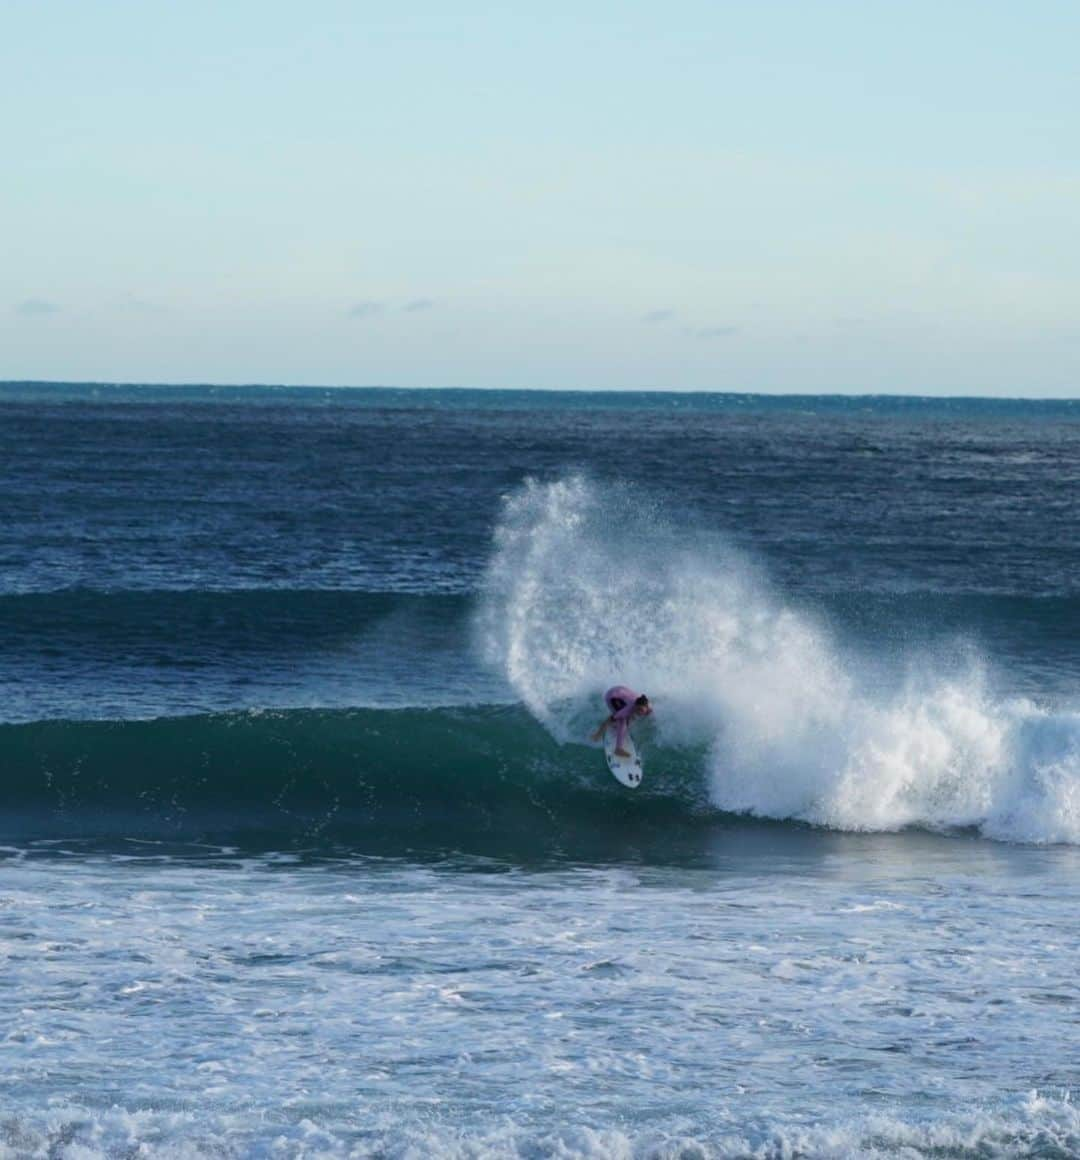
left=0, top=706, right=710, bottom=852
left=479, top=477, right=1080, bottom=845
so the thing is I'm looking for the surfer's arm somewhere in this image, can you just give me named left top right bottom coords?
left=592, top=700, right=637, bottom=743
left=598, top=702, right=636, bottom=746
left=590, top=718, right=611, bottom=742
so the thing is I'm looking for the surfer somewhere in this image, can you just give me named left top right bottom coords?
left=591, top=686, right=652, bottom=758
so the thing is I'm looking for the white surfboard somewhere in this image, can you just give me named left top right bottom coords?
left=604, top=729, right=644, bottom=788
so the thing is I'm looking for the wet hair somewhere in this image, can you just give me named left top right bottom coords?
left=635, top=694, right=649, bottom=707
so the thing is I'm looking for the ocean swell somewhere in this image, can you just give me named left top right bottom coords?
left=0, top=706, right=704, bottom=846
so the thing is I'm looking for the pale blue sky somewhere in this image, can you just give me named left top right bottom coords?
left=3, top=0, right=1079, bottom=393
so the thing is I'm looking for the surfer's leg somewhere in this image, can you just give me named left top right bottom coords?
left=613, top=717, right=631, bottom=758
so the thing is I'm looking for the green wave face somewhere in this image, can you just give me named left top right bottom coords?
left=0, top=706, right=714, bottom=858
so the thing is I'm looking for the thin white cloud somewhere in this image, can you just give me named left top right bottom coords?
left=116, top=295, right=166, bottom=314
left=641, top=309, right=674, bottom=324
left=348, top=301, right=384, bottom=320
left=689, top=326, right=740, bottom=339
left=403, top=298, right=436, bottom=312
left=15, top=298, right=60, bottom=315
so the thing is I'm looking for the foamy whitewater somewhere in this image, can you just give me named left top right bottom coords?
left=1, top=385, right=1077, bottom=1157
left=482, top=476, right=1080, bottom=845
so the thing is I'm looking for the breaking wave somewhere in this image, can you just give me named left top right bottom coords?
left=478, top=476, right=1080, bottom=845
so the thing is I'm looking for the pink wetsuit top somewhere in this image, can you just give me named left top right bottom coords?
left=603, top=685, right=650, bottom=749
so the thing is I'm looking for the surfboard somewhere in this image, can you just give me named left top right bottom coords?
left=604, top=729, right=643, bottom=788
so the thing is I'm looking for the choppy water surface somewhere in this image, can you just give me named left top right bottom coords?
left=1, top=385, right=1078, bottom=1157
left=2, top=837, right=1078, bottom=1158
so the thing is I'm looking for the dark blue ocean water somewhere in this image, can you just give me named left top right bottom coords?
left=3, top=384, right=1079, bottom=720
left=1, top=383, right=1078, bottom=1157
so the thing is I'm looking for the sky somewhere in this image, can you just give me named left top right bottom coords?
left=3, top=0, right=1079, bottom=394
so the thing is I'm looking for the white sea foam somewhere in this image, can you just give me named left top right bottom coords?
left=4, top=1091, right=1077, bottom=1158
left=480, top=476, right=1080, bottom=844
left=4, top=847, right=1077, bottom=1158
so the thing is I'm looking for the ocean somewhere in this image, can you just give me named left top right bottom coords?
left=1, top=382, right=1078, bottom=1158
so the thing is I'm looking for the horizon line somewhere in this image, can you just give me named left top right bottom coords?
left=2, top=380, right=1078, bottom=404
